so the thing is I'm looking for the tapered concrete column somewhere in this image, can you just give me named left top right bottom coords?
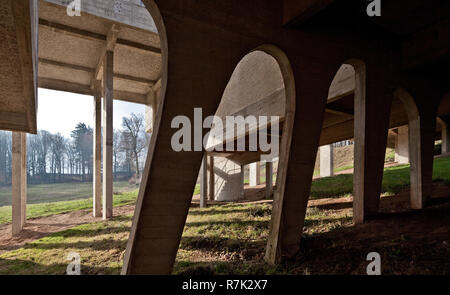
left=395, top=125, right=409, bottom=164
left=265, top=59, right=335, bottom=265
left=265, top=161, right=273, bottom=199
left=411, top=114, right=436, bottom=209
left=200, top=154, right=207, bottom=208
left=353, top=64, right=392, bottom=224
left=93, top=87, right=102, bottom=217
left=213, top=157, right=244, bottom=201
left=12, top=132, right=27, bottom=236
left=102, top=50, right=113, bottom=219
left=319, top=144, right=334, bottom=177
left=394, top=88, right=434, bottom=210
left=249, top=162, right=261, bottom=186
left=208, top=156, right=215, bottom=201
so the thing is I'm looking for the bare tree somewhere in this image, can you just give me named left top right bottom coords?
left=120, top=113, right=146, bottom=177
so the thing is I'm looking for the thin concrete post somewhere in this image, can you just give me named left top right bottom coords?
left=93, top=85, right=102, bottom=217
left=200, top=154, right=207, bottom=208
left=102, top=51, right=113, bottom=219
left=265, top=161, right=273, bottom=199
left=208, top=156, right=215, bottom=201
left=395, top=125, right=409, bottom=164
left=12, top=132, right=27, bottom=236
left=439, top=118, right=449, bottom=154
left=319, top=144, right=334, bottom=177
left=249, top=162, right=261, bottom=186
left=240, top=165, right=245, bottom=200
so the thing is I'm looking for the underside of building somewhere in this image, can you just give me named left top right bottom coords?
left=0, top=0, right=449, bottom=275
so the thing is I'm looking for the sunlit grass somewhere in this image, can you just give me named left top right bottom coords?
left=0, top=190, right=138, bottom=224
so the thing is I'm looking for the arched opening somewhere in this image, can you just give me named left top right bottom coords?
left=392, top=88, right=422, bottom=209
left=195, top=46, right=294, bottom=205
left=185, top=45, right=295, bottom=271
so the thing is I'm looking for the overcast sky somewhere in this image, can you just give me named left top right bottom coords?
left=37, top=88, right=145, bottom=137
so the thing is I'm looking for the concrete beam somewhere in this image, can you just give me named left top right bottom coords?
left=102, top=51, right=114, bottom=219
left=249, top=162, right=261, bottom=186
left=38, top=58, right=156, bottom=86
left=93, top=25, right=120, bottom=84
left=283, top=0, right=335, bottom=25
left=93, top=82, right=102, bottom=217
left=11, top=132, right=27, bottom=236
left=38, top=19, right=161, bottom=54
left=0, top=0, right=38, bottom=134
left=38, top=78, right=148, bottom=105
left=319, top=144, right=334, bottom=177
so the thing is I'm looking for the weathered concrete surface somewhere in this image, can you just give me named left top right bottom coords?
left=122, top=0, right=450, bottom=274
left=93, top=85, right=102, bottom=217
left=102, top=51, right=113, bottom=219
left=265, top=161, right=273, bottom=199
left=213, top=157, right=244, bottom=202
left=353, top=62, right=393, bottom=224
left=0, top=0, right=38, bottom=133
left=38, top=0, right=161, bottom=105
left=46, top=0, right=157, bottom=32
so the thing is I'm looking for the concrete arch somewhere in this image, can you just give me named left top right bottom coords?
left=327, top=59, right=370, bottom=223
left=206, top=44, right=296, bottom=263
left=208, top=45, right=295, bottom=203
left=394, top=88, right=423, bottom=209
left=121, top=0, right=168, bottom=275
left=253, top=45, right=296, bottom=215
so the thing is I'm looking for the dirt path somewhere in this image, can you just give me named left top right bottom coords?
left=0, top=205, right=135, bottom=255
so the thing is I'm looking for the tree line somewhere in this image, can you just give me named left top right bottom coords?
left=0, top=113, right=149, bottom=185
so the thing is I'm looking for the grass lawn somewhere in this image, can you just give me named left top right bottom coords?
left=0, top=203, right=352, bottom=275
left=310, top=156, right=450, bottom=199
left=0, top=215, right=132, bottom=274
left=0, top=190, right=138, bottom=225
left=0, top=157, right=448, bottom=274
left=0, top=181, right=134, bottom=206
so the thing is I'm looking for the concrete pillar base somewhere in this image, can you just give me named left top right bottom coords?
left=319, top=144, right=334, bottom=177
left=395, top=125, right=409, bottom=164
left=213, top=157, right=244, bottom=202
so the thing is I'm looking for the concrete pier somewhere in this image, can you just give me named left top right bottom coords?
left=11, top=132, right=27, bottom=236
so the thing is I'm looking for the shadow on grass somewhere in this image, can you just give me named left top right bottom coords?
left=188, top=208, right=254, bottom=216
left=22, top=237, right=128, bottom=251
left=185, top=220, right=270, bottom=228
